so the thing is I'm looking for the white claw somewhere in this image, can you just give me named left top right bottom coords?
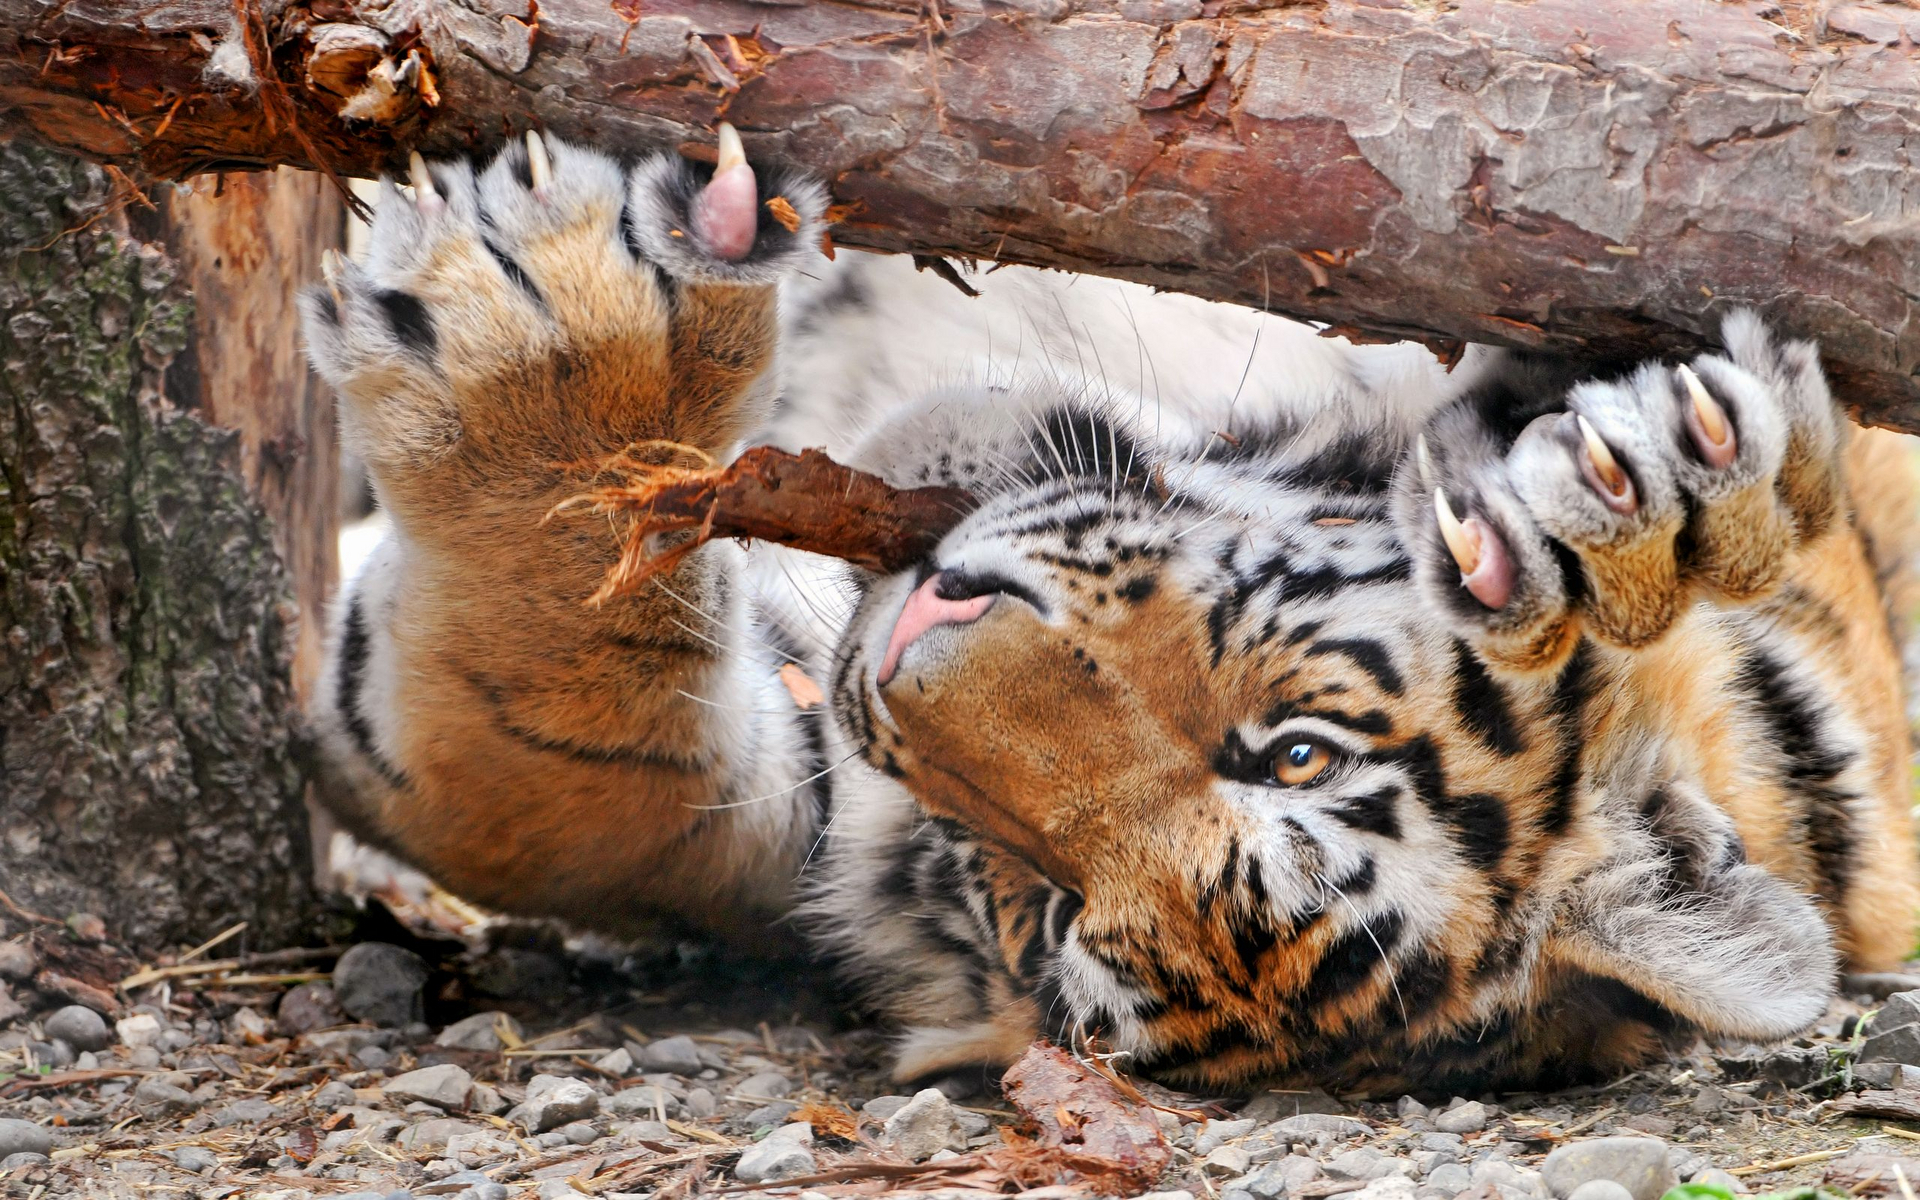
left=320, top=248, right=346, bottom=304
left=1415, top=434, right=1433, bottom=487
left=408, top=150, right=437, bottom=201
left=1575, top=414, right=1628, bottom=497
left=1433, top=488, right=1481, bottom=576
left=1678, top=364, right=1731, bottom=448
left=525, top=129, right=552, bottom=193
left=715, top=122, right=747, bottom=173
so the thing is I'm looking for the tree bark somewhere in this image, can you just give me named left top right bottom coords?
left=0, top=142, right=341, bottom=954
left=4, top=1, right=1920, bottom=429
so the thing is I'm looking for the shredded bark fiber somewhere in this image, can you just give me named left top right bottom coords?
left=553, top=444, right=976, bottom=605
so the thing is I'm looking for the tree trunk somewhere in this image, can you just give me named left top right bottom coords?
left=0, top=141, right=341, bottom=954
left=4, top=2, right=1920, bottom=430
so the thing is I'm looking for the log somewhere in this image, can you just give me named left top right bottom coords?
left=0, top=142, right=337, bottom=954
left=7, top=2, right=1920, bottom=429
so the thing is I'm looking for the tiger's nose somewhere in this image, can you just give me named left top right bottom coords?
left=878, top=572, right=996, bottom=686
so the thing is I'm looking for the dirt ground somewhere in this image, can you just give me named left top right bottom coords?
left=6, top=882, right=1920, bottom=1200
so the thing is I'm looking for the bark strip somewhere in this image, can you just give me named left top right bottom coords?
left=6, top=1, right=1920, bottom=430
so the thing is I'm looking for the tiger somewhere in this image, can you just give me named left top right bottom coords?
left=302, top=131, right=1920, bottom=1094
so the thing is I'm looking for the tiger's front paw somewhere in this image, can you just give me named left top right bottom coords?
left=1400, top=313, right=1845, bottom=670
left=301, top=128, right=827, bottom=508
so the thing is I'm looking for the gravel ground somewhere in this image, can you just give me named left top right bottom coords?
left=7, top=892, right=1920, bottom=1200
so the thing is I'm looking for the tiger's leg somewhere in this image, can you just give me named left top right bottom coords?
left=302, top=134, right=831, bottom=936
left=1399, top=312, right=1918, bottom=970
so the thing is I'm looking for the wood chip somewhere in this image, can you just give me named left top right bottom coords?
left=766, top=195, right=801, bottom=233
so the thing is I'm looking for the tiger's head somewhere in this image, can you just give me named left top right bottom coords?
left=829, top=401, right=1835, bottom=1092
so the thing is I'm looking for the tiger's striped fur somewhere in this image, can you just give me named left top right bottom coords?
left=306, top=138, right=1920, bottom=1094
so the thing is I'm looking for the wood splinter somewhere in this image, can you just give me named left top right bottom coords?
left=552, top=444, right=977, bottom=606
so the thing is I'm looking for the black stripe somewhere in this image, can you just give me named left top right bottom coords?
left=336, top=596, right=407, bottom=789
left=1443, top=792, right=1509, bottom=872
left=1736, top=647, right=1858, bottom=901
left=1451, top=640, right=1524, bottom=756
left=1330, top=788, right=1402, bottom=839
left=1538, top=642, right=1592, bottom=834
left=1304, top=637, right=1405, bottom=695
left=481, top=236, right=549, bottom=311
left=374, top=289, right=437, bottom=356
left=1297, top=908, right=1404, bottom=1011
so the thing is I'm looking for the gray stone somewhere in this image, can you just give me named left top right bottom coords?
left=862, top=1094, right=912, bottom=1122
left=171, top=1145, right=219, bottom=1173
left=743, top=1100, right=799, bottom=1128
left=0, top=1120, right=52, bottom=1160
left=516, top=1073, right=600, bottom=1133
left=278, top=982, right=347, bottom=1035
left=1355, top=1177, right=1418, bottom=1200
left=116, top=1012, right=163, bottom=1048
left=0, top=943, right=36, bottom=981
left=43, top=1005, right=109, bottom=1052
left=1233, top=1157, right=1323, bottom=1199
left=212, top=1098, right=279, bottom=1126
left=595, top=1047, right=634, bottom=1076
left=1, top=1153, right=49, bottom=1170
left=1426, top=1164, right=1473, bottom=1196
left=685, top=1087, right=717, bottom=1118
left=396, top=1118, right=477, bottom=1154
left=386, top=1063, right=473, bottom=1110
left=735, top=1132, right=817, bottom=1183
left=1271, top=1113, right=1372, bottom=1141
left=332, top=943, right=429, bottom=1028
left=1195, top=1118, right=1259, bottom=1156
left=1567, top=1182, right=1635, bottom=1200
left=883, top=1087, right=964, bottom=1162
left=1207, top=1145, right=1255, bottom=1176
left=354, top=1044, right=393, bottom=1071
left=639, top=1034, right=705, bottom=1075
left=1139, top=1193, right=1197, bottom=1200
left=312, top=1080, right=359, bottom=1112
left=1863, top=1023, right=1920, bottom=1065
left=563, top=1120, right=602, bottom=1145
left=1329, top=1148, right=1387, bottom=1179
left=1398, top=1096, right=1431, bottom=1120
left=608, top=1085, right=680, bottom=1119
left=1472, top=1161, right=1543, bottom=1196
left=435, top=1012, right=523, bottom=1052
left=1875, top=991, right=1920, bottom=1030
left=1542, top=1137, right=1676, bottom=1200
left=1847, top=974, right=1920, bottom=1000
left=469, top=1083, right=509, bottom=1116
left=133, top=1074, right=200, bottom=1119
left=737, top=1070, right=793, bottom=1101
left=1853, top=1063, right=1920, bottom=1090
left=1434, top=1102, right=1488, bottom=1134
left=1689, top=1169, right=1745, bottom=1194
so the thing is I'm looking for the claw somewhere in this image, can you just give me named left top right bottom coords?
left=715, top=121, right=747, bottom=174
left=407, top=150, right=444, bottom=214
left=1575, top=414, right=1638, bottom=514
left=691, top=122, right=759, bottom=262
left=1415, top=434, right=1434, bottom=487
left=525, top=129, right=552, bottom=194
left=320, top=248, right=346, bottom=305
left=1434, top=488, right=1513, bottom=610
left=1434, top=487, right=1480, bottom=575
left=1678, top=364, right=1738, bottom=468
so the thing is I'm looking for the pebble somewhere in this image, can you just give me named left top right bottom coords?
left=0, top=1153, right=50, bottom=1170
left=1355, top=1176, right=1418, bottom=1200
left=607, top=1085, right=680, bottom=1119
left=595, top=1047, right=635, bottom=1075
left=396, top=1119, right=475, bottom=1154
left=638, top=1035, right=705, bottom=1076
left=515, top=1074, right=601, bottom=1133
left=862, top=1094, right=912, bottom=1122
left=1328, top=1148, right=1388, bottom=1180
left=1139, top=1193, right=1197, bottom=1200
left=1195, top=1118, right=1258, bottom=1156
left=277, top=982, right=347, bottom=1034
left=171, top=1145, right=219, bottom=1173
left=560, top=1121, right=601, bottom=1146
left=435, top=1012, right=523, bottom=1052
left=1434, top=1102, right=1489, bottom=1134
left=735, top=1124, right=817, bottom=1183
left=1231, top=1158, right=1323, bottom=1200
left=312, top=1081, right=358, bottom=1112
left=1205, top=1145, right=1254, bottom=1176
left=133, top=1074, right=200, bottom=1119
left=1689, top=1169, right=1745, bottom=1193
left=1271, top=1113, right=1372, bottom=1140
left=43, top=1005, right=110, bottom=1052
left=0, top=942, right=37, bottom=981
left=1425, top=1163, right=1473, bottom=1195
left=211, top=1098, right=279, bottom=1126
left=1541, top=1137, right=1677, bottom=1200
left=882, top=1087, right=964, bottom=1162
left=116, top=1012, right=163, bottom=1049
left=386, top=1063, right=474, bottom=1110
left=1567, top=1183, right=1635, bottom=1200
left=0, top=1120, right=52, bottom=1160
left=737, top=1070, right=793, bottom=1101
left=685, top=1087, right=717, bottom=1118
left=332, top=943, right=429, bottom=1028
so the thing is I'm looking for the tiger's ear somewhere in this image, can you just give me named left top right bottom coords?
left=1545, top=786, right=1836, bottom=1041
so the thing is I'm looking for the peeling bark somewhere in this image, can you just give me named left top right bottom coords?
left=0, top=143, right=336, bottom=953
left=6, top=2, right=1920, bottom=428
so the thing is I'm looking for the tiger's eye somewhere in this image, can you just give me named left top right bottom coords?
left=1275, top=741, right=1331, bottom=786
